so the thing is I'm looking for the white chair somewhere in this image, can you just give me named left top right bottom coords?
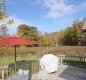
left=18, top=69, right=24, bottom=75
left=38, top=69, right=48, bottom=80
left=17, top=69, right=31, bottom=80
left=23, top=70, right=29, bottom=75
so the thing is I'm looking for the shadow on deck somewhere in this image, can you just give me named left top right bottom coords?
left=31, top=65, right=86, bottom=80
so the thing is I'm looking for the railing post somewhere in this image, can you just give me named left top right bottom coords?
left=0, top=65, right=8, bottom=80
left=80, top=57, right=81, bottom=67
left=2, top=69, right=4, bottom=80
left=59, top=55, right=65, bottom=65
left=29, top=62, right=32, bottom=74
left=60, top=56, right=63, bottom=65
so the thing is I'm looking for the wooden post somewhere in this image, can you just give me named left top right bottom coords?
left=59, top=55, right=65, bottom=65
left=0, top=65, right=8, bottom=80
left=80, top=57, right=81, bottom=67
left=61, top=56, right=63, bottom=65
left=2, top=69, right=4, bottom=80
left=14, top=45, right=17, bottom=74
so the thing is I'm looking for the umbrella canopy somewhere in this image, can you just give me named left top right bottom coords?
left=0, top=35, right=39, bottom=61
left=0, top=35, right=39, bottom=46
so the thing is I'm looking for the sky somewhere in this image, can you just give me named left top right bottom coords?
left=0, top=0, right=86, bottom=34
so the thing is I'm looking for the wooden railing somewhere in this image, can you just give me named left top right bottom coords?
left=0, top=56, right=86, bottom=79
left=59, top=56, right=86, bottom=68
left=0, top=60, right=40, bottom=80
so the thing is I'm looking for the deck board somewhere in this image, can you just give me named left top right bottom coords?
left=31, top=65, right=86, bottom=80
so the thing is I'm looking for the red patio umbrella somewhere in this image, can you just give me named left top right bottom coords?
left=0, top=35, right=39, bottom=62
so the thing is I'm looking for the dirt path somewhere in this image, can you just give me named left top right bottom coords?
left=31, top=65, right=86, bottom=80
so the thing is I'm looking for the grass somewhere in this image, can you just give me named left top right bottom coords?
left=0, top=54, right=38, bottom=66
left=0, top=46, right=86, bottom=66
left=0, top=46, right=86, bottom=79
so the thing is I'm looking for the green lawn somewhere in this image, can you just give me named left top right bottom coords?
left=0, top=54, right=38, bottom=66
left=0, top=46, right=86, bottom=66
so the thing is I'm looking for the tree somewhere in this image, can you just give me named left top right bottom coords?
left=58, top=27, right=79, bottom=46
left=63, top=27, right=78, bottom=45
left=38, top=35, right=50, bottom=47
left=38, top=32, right=59, bottom=47
left=17, top=24, right=40, bottom=41
left=0, top=19, right=14, bottom=37
left=0, top=24, right=8, bottom=37
left=28, top=26, right=39, bottom=40
left=72, top=20, right=86, bottom=45
left=58, top=30, right=65, bottom=45
left=0, top=0, right=14, bottom=37
left=0, top=0, right=8, bottom=20
left=58, top=18, right=86, bottom=46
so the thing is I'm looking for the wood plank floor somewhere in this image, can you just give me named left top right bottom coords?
left=31, top=64, right=86, bottom=80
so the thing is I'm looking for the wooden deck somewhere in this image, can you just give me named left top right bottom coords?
left=31, top=64, right=86, bottom=80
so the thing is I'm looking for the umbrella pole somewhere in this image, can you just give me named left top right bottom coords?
left=14, top=45, right=16, bottom=62
left=14, top=45, right=16, bottom=75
